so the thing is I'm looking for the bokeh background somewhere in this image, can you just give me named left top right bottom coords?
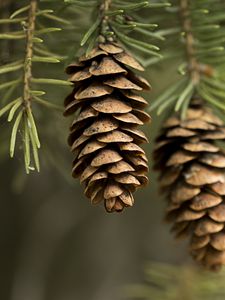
left=1, top=1, right=223, bottom=300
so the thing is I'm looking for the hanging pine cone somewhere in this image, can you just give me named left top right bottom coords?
left=154, top=99, right=225, bottom=270
left=64, top=42, right=151, bottom=213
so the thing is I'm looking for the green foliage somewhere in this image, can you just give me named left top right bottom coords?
left=125, top=262, right=225, bottom=300
left=65, top=0, right=169, bottom=58
left=0, top=0, right=170, bottom=175
left=2, top=0, right=225, bottom=176
left=0, top=1, right=68, bottom=173
left=148, top=0, right=225, bottom=118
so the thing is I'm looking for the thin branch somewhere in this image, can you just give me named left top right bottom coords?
left=23, top=0, right=37, bottom=108
left=99, top=0, right=112, bottom=40
left=180, top=0, right=200, bottom=85
left=102, top=0, right=111, bottom=12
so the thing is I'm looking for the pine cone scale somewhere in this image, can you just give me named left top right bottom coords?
left=154, top=101, right=225, bottom=270
left=65, top=42, right=150, bottom=212
left=91, top=97, right=132, bottom=113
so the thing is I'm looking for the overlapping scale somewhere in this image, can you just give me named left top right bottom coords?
left=65, top=42, right=150, bottom=212
left=154, top=101, right=225, bottom=270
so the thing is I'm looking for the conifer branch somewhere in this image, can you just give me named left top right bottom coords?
left=68, top=0, right=166, bottom=60
left=150, top=0, right=225, bottom=117
left=23, top=0, right=37, bottom=109
left=0, top=0, right=67, bottom=173
left=180, top=0, right=200, bottom=85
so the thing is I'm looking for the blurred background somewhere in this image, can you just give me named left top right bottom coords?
left=1, top=1, right=225, bottom=300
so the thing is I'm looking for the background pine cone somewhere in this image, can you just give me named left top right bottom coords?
left=64, top=42, right=151, bottom=213
left=154, top=100, right=225, bottom=270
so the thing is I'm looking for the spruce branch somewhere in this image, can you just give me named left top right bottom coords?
left=0, top=0, right=67, bottom=173
left=23, top=0, right=37, bottom=109
left=66, top=0, right=167, bottom=60
left=149, top=0, right=225, bottom=117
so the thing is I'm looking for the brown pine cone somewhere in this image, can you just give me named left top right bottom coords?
left=154, top=100, right=225, bottom=270
left=64, top=42, right=151, bottom=213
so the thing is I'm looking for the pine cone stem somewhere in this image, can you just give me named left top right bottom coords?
left=180, top=0, right=200, bottom=85
left=101, top=0, right=111, bottom=14
left=98, top=0, right=114, bottom=43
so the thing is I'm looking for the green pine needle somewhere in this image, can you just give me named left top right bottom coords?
left=7, top=98, right=22, bottom=122
left=10, top=5, right=30, bottom=19
left=80, top=18, right=101, bottom=47
left=10, top=111, right=23, bottom=158
left=26, top=108, right=41, bottom=149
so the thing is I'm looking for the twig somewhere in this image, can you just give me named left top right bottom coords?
left=180, top=0, right=200, bottom=85
left=99, top=0, right=112, bottom=40
left=103, top=0, right=111, bottom=11
left=23, top=0, right=37, bottom=108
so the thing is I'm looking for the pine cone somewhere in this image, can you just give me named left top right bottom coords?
left=154, top=100, right=225, bottom=270
left=64, top=42, right=151, bottom=213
